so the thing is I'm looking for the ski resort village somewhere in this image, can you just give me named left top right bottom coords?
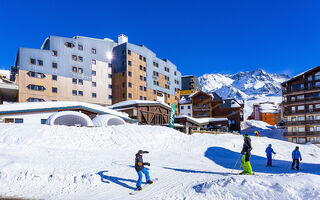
left=1, top=1, right=320, bottom=200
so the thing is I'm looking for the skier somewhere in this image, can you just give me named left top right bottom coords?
left=240, top=134, right=253, bottom=175
left=291, top=146, right=302, bottom=170
left=135, top=150, right=153, bottom=190
left=265, top=144, right=276, bottom=167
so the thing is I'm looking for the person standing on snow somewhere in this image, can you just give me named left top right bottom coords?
left=265, top=144, right=276, bottom=167
left=135, top=150, right=153, bottom=190
left=240, top=134, right=253, bottom=175
left=291, top=146, right=302, bottom=170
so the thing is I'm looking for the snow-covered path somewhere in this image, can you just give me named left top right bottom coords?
left=0, top=124, right=319, bottom=200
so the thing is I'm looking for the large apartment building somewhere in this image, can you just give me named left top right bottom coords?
left=10, top=34, right=181, bottom=106
left=11, top=35, right=115, bottom=105
left=282, top=66, right=320, bottom=144
left=112, top=35, right=181, bottom=106
left=180, top=75, right=199, bottom=98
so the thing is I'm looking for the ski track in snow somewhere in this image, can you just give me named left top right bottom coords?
left=0, top=123, right=319, bottom=200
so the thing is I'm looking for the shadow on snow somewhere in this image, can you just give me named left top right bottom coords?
left=97, top=170, right=140, bottom=190
left=205, top=146, right=320, bottom=175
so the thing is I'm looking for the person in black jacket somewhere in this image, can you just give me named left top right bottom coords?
left=240, top=134, right=253, bottom=175
left=135, top=150, right=153, bottom=190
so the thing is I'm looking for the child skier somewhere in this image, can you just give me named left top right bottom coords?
left=240, top=134, right=253, bottom=175
left=291, top=146, right=302, bottom=170
left=265, top=144, right=276, bottom=166
left=135, top=150, right=153, bottom=190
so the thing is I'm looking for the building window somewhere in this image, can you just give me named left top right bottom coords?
left=140, top=65, right=143, bottom=70
left=108, top=84, right=112, bottom=89
left=92, top=93, right=97, bottom=98
left=128, top=82, right=132, bottom=88
left=154, top=90, right=156, bottom=94
left=72, top=90, right=77, bottom=96
left=298, top=127, right=305, bottom=132
left=78, top=68, right=83, bottom=74
left=139, top=55, right=143, bottom=60
left=108, top=74, right=112, bottom=78
left=122, top=82, right=125, bottom=87
left=308, top=75, right=313, bottom=81
left=140, top=75, right=143, bottom=80
left=144, top=87, right=146, bottom=91
left=128, top=93, right=132, bottom=98
left=128, top=71, right=132, bottom=76
left=308, top=116, right=314, bottom=121
left=174, top=71, right=177, bottom=76
left=298, top=116, right=305, bottom=121
left=72, top=78, right=77, bottom=84
left=78, top=79, right=83, bottom=85
left=292, top=137, right=297, bottom=143
left=316, top=115, right=320, bottom=120
left=52, top=62, right=57, bottom=68
left=52, top=87, right=57, bottom=93
left=315, top=72, right=320, bottom=80
left=78, top=56, right=83, bottom=62
left=144, top=97, right=147, bottom=100
left=292, top=127, right=297, bottom=132
left=27, top=84, right=46, bottom=91
left=92, top=59, right=96, bottom=65
left=128, top=61, right=132, bottom=66
left=181, top=106, right=184, bottom=110
left=231, top=120, right=235, bottom=124
left=187, top=105, right=191, bottom=109
left=92, top=82, right=96, bottom=87
left=196, top=104, right=199, bottom=107
left=72, top=55, right=77, bottom=61
left=122, top=50, right=125, bottom=55
left=143, top=67, right=146, bottom=72
left=108, top=95, right=112, bottom=99
left=72, top=67, right=77, bottom=72
left=140, top=96, right=143, bottom=100
left=204, top=112, right=207, bottom=116
left=41, top=119, right=47, bottom=124
left=15, top=118, right=24, bottom=123
left=78, top=44, right=83, bottom=51
left=140, top=86, right=143, bottom=91
left=92, top=70, right=96, bottom=76
left=92, top=48, right=96, bottom=54
left=108, top=63, right=112, bottom=68
left=143, top=57, right=146, bottom=62
left=52, top=50, right=58, bottom=56
left=144, top=77, right=146, bottom=81
left=52, top=75, right=57, bottom=81
left=232, top=111, right=235, bottom=115
left=78, top=91, right=83, bottom=96
left=128, top=50, right=131, bottom=55
left=196, top=113, right=199, bottom=116
left=291, top=117, right=296, bottom=121
left=30, top=58, right=36, bottom=65
left=65, top=42, right=75, bottom=48
left=298, top=106, right=305, bottom=110
left=38, top=60, right=43, bottom=66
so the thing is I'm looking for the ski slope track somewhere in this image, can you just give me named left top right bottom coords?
left=0, top=124, right=319, bottom=200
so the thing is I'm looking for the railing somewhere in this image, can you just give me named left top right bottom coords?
left=284, top=108, right=320, bottom=115
left=193, top=107, right=211, bottom=111
left=283, top=85, right=320, bottom=94
left=284, top=120, right=320, bottom=126
left=284, top=131, right=320, bottom=136
left=284, top=96, right=320, bottom=104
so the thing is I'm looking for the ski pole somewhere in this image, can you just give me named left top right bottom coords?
left=231, top=154, right=242, bottom=174
left=237, top=162, right=243, bottom=174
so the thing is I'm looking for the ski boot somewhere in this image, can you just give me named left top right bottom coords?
left=147, top=180, right=153, bottom=184
left=137, top=186, right=142, bottom=191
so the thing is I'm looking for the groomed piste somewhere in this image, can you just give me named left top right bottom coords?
left=0, top=123, right=319, bottom=200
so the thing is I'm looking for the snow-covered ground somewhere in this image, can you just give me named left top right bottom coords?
left=0, top=124, right=319, bottom=200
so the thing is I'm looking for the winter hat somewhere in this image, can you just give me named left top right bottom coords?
left=138, top=150, right=144, bottom=154
left=243, top=134, right=250, bottom=138
left=269, top=144, right=272, bottom=147
left=295, top=146, right=299, bottom=149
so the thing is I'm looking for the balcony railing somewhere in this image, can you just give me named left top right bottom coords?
left=284, top=108, right=320, bottom=115
left=283, top=85, right=320, bottom=94
left=284, top=131, right=320, bottom=137
left=284, top=96, right=320, bottom=104
left=284, top=120, right=320, bottom=126
left=193, top=107, right=211, bottom=111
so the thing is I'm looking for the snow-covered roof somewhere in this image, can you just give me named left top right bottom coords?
left=255, top=102, right=279, bottom=113
left=179, top=96, right=192, bottom=104
left=0, top=101, right=131, bottom=120
left=176, top=115, right=228, bottom=125
left=110, top=100, right=171, bottom=109
left=162, top=123, right=185, bottom=128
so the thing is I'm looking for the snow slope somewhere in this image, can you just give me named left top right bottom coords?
left=198, top=69, right=289, bottom=119
left=0, top=124, right=319, bottom=200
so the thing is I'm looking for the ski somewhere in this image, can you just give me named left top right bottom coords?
left=129, top=178, right=158, bottom=195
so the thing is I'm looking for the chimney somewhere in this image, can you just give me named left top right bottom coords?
left=118, top=34, right=128, bottom=44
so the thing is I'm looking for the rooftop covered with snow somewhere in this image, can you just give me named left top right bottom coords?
left=110, top=100, right=171, bottom=109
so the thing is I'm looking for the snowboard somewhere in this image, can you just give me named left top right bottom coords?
left=129, top=178, right=158, bottom=195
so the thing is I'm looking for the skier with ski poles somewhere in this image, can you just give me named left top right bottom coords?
left=135, top=150, right=153, bottom=191
left=240, top=134, right=254, bottom=175
left=265, top=144, right=276, bottom=167
left=291, top=146, right=302, bottom=170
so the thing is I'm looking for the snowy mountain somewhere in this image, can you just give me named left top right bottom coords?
left=198, top=69, right=290, bottom=118
left=199, top=69, right=290, bottom=100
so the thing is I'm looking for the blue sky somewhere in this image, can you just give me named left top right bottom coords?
left=0, top=0, right=320, bottom=77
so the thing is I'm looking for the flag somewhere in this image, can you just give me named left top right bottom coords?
left=169, top=103, right=176, bottom=128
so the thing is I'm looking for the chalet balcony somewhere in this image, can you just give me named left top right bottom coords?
left=193, top=107, right=211, bottom=111
left=284, top=120, right=320, bottom=126
left=284, top=131, right=320, bottom=137
left=283, top=85, right=320, bottom=95
left=284, top=96, right=320, bottom=104
left=284, top=108, right=320, bottom=115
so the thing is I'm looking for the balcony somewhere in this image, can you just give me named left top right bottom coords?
left=284, top=96, right=320, bottom=104
left=283, top=85, right=320, bottom=95
left=284, top=131, right=320, bottom=137
left=284, top=108, right=320, bottom=115
left=193, top=107, right=211, bottom=111
left=284, top=120, right=320, bottom=126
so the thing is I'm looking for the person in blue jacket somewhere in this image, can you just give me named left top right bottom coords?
left=291, top=146, right=302, bottom=170
left=265, top=144, right=276, bottom=166
left=135, top=150, right=153, bottom=190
